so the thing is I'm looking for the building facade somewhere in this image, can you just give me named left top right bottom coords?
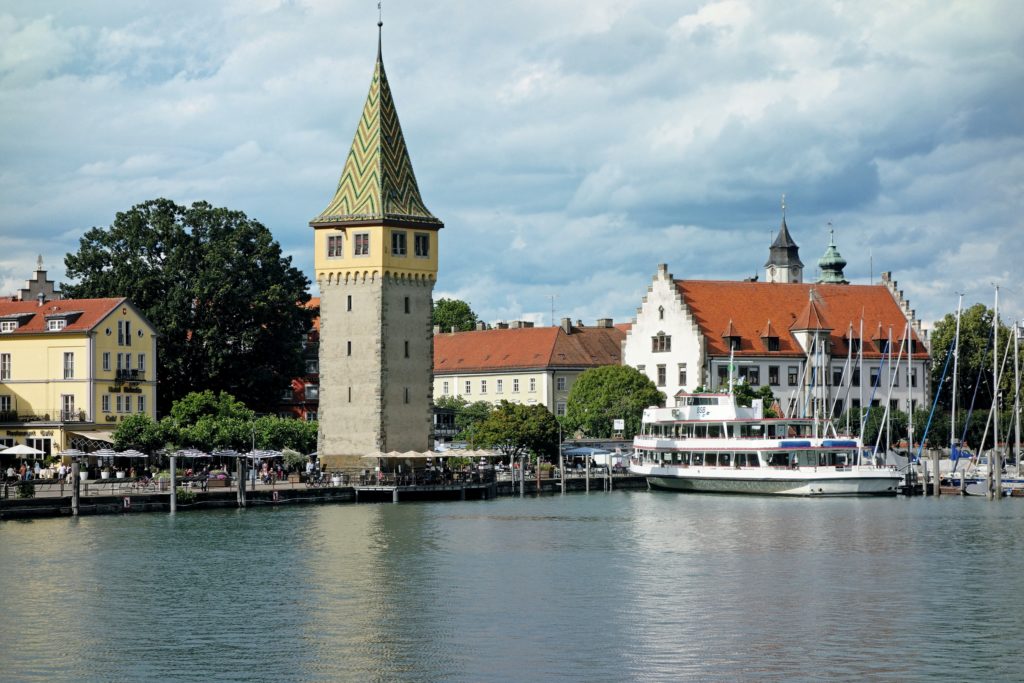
left=433, top=318, right=627, bottom=418
left=310, top=27, right=442, bottom=469
left=625, top=240, right=930, bottom=422
left=279, top=298, right=320, bottom=422
left=0, top=293, right=158, bottom=456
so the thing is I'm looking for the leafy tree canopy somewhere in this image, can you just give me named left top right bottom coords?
left=112, top=392, right=317, bottom=455
left=432, top=298, right=478, bottom=332
left=564, top=365, right=665, bottom=439
left=733, top=383, right=778, bottom=417
left=929, top=303, right=1017, bottom=412
left=170, top=390, right=254, bottom=427
left=475, top=400, right=559, bottom=461
left=63, top=199, right=313, bottom=414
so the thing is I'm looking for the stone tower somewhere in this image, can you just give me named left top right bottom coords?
left=310, top=24, right=442, bottom=470
left=816, top=225, right=849, bottom=284
left=764, top=196, right=803, bottom=283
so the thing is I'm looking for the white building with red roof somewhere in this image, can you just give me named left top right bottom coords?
left=624, top=261, right=930, bottom=421
left=433, top=318, right=628, bottom=417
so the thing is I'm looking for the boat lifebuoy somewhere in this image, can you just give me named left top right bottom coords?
left=123, top=496, right=131, bottom=510
left=272, top=490, right=279, bottom=503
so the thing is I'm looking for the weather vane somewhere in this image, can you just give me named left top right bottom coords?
left=378, top=1, right=383, bottom=27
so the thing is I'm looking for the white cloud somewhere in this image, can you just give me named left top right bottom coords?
left=0, top=0, right=1022, bottom=328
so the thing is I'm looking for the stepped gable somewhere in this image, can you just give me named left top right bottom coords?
left=310, top=32, right=441, bottom=228
left=674, top=280, right=928, bottom=360
left=0, top=297, right=125, bottom=334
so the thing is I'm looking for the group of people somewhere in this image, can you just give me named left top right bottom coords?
left=4, top=461, right=45, bottom=481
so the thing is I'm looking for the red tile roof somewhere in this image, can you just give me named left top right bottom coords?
left=305, top=297, right=321, bottom=332
left=676, top=281, right=927, bottom=360
left=0, top=297, right=125, bottom=334
left=434, top=325, right=625, bottom=374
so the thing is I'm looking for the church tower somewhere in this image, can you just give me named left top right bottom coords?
left=310, top=21, right=442, bottom=469
left=764, top=196, right=803, bottom=283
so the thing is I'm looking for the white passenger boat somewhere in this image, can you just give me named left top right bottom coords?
left=630, top=392, right=901, bottom=496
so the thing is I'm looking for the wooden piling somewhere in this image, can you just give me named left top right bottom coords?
left=71, top=461, right=80, bottom=517
left=559, top=452, right=565, bottom=495
left=236, top=456, right=246, bottom=508
left=169, top=455, right=177, bottom=514
left=932, top=450, right=940, bottom=497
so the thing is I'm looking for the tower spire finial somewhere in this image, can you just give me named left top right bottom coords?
left=377, top=1, right=383, bottom=57
left=781, top=193, right=786, bottom=217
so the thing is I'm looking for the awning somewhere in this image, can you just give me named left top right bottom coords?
left=69, top=430, right=115, bottom=444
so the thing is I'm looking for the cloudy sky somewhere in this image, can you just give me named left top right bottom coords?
left=2, top=0, right=1022, bottom=330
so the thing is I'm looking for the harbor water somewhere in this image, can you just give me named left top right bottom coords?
left=1, top=492, right=1023, bottom=681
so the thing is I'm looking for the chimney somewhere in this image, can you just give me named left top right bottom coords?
left=432, top=325, right=441, bottom=334
left=475, top=321, right=486, bottom=331
left=560, top=317, right=572, bottom=333
left=523, top=321, right=534, bottom=328
left=510, top=321, right=521, bottom=329
left=495, top=322, right=508, bottom=329
left=37, top=291, right=46, bottom=307
left=596, top=318, right=612, bottom=328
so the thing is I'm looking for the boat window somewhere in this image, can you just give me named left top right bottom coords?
left=738, top=452, right=759, bottom=468
left=708, top=425, right=722, bottom=438
left=692, top=453, right=704, bottom=466
left=705, top=453, right=718, bottom=467
left=694, top=425, right=707, bottom=438
left=719, top=453, right=731, bottom=467
left=680, top=453, right=690, bottom=466
left=768, top=453, right=788, bottom=467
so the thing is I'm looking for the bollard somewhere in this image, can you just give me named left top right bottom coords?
left=392, top=487, right=399, bottom=503
left=71, top=461, right=80, bottom=517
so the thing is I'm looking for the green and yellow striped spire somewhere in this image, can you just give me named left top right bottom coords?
left=311, top=27, right=441, bottom=228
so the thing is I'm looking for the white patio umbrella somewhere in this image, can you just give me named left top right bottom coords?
left=1, top=444, right=45, bottom=458
left=115, top=449, right=148, bottom=459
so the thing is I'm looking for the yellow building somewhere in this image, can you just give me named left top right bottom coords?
left=0, top=291, right=158, bottom=458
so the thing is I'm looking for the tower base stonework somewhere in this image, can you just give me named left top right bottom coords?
left=317, top=272, right=434, bottom=472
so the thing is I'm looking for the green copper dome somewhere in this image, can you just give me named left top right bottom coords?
left=817, top=227, right=848, bottom=284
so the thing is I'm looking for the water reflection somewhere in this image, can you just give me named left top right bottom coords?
left=1, top=494, right=1023, bottom=681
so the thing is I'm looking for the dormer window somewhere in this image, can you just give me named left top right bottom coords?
left=47, top=319, right=66, bottom=331
left=0, top=321, right=16, bottom=333
left=766, top=337, right=779, bottom=352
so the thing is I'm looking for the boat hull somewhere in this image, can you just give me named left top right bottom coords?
left=636, top=466, right=901, bottom=496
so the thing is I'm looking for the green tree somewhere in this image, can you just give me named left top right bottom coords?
left=475, top=401, right=559, bottom=462
left=929, top=303, right=1017, bottom=412
left=432, top=298, right=478, bottom=332
left=112, top=414, right=169, bottom=453
left=733, top=384, right=778, bottom=417
left=170, top=390, right=255, bottom=426
left=564, top=365, right=665, bottom=439
left=63, top=199, right=313, bottom=414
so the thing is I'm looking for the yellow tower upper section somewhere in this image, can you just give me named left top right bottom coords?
left=311, top=30, right=442, bottom=283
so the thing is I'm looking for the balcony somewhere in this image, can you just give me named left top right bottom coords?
left=115, top=369, right=144, bottom=383
left=0, top=409, right=90, bottom=424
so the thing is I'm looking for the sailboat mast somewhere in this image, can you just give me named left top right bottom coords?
left=951, top=294, right=963, bottom=451
left=886, top=326, right=893, bottom=455
left=994, top=285, right=1001, bottom=497
left=1015, top=320, right=1021, bottom=478
left=846, top=322, right=853, bottom=435
left=859, top=317, right=864, bottom=454
left=906, top=321, right=913, bottom=460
